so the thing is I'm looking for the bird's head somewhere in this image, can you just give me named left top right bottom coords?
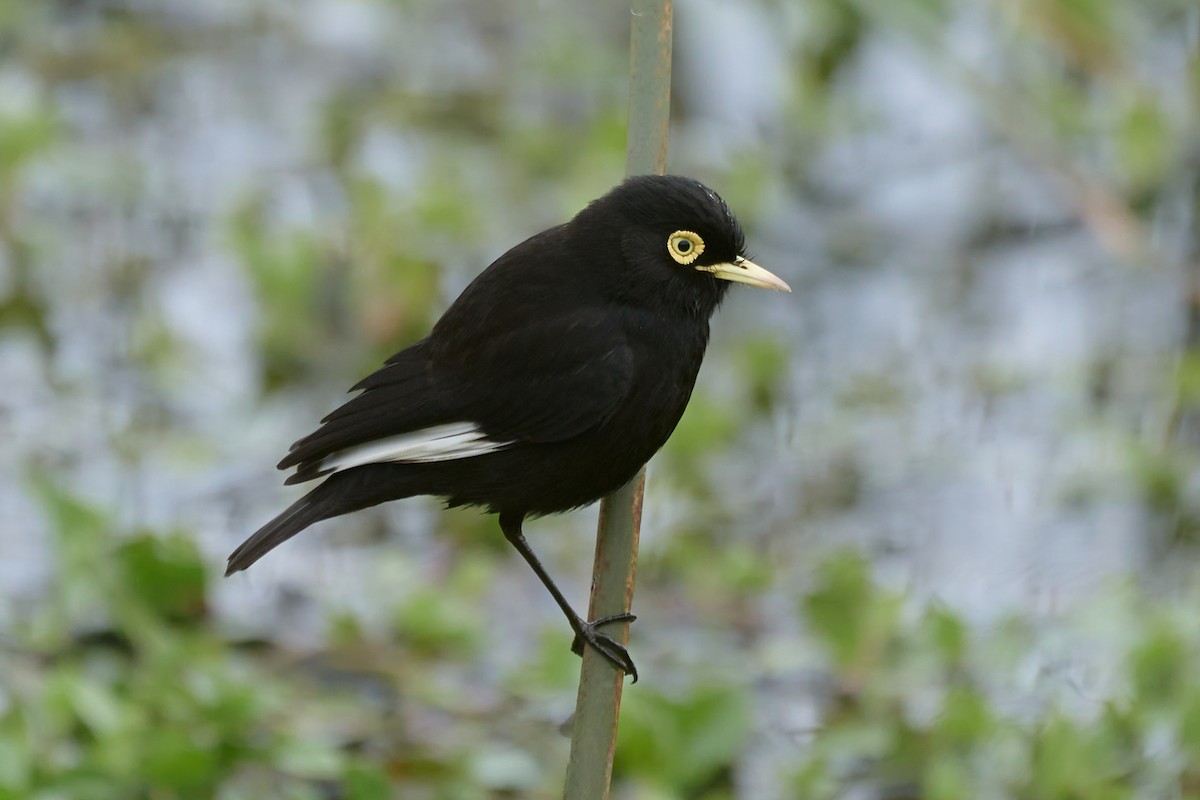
left=570, top=174, right=789, bottom=316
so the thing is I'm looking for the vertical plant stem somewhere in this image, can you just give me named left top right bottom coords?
left=624, top=0, right=673, bottom=179
left=563, top=1, right=672, bottom=798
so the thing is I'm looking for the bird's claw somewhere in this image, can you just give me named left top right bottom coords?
left=570, top=613, right=638, bottom=682
left=570, top=612, right=636, bottom=655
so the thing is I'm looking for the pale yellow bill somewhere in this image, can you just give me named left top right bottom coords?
left=696, top=257, right=791, bottom=292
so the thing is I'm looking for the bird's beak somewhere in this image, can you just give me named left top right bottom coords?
left=696, top=257, right=791, bottom=292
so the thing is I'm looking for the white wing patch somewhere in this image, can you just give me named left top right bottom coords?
left=320, top=422, right=510, bottom=473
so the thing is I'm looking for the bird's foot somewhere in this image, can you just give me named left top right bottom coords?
left=570, top=613, right=638, bottom=682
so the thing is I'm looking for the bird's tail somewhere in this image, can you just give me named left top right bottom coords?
left=225, top=466, right=414, bottom=575
left=225, top=493, right=326, bottom=575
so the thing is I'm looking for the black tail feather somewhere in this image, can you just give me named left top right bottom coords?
left=225, top=493, right=329, bottom=575
left=225, top=465, right=424, bottom=576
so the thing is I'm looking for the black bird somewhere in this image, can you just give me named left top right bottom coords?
left=226, top=175, right=789, bottom=680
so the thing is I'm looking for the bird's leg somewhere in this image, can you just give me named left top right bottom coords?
left=498, top=512, right=638, bottom=682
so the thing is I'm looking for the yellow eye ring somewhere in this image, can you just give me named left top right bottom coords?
left=667, top=231, right=704, bottom=265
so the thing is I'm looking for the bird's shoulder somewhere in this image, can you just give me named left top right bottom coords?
left=425, top=222, right=628, bottom=353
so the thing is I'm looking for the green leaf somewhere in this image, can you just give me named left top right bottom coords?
left=1117, top=97, right=1169, bottom=190
left=802, top=551, right=899, bottom=674
left=343, top=762, right=394, bottom=800
left=934, top=688, right=991, bottom=746
left=393, top=589, right=482, bottom=657
left=1129, top=626, right=1189, bottom=708
left=924, top=753, right=972, bottom=800
left=116, top=534, right=207, bottom=625
left=0, top=107, right=57, bottom=178
left=615, top=684, right=749, bottom=794
left=275, top=737, right=345, bottom=780
left=924, top=607, right=968, bottom=665
left=737, top=335, right=789, bottom=412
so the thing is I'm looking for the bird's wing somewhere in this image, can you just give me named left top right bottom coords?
left=278, top=308, right=634, bottom=484
left=277, top=340, right=465, bottom=481
left=448, top=307, right=635, bottom=444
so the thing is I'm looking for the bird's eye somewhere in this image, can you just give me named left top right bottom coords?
left=667, top=231, right=704, bottom=265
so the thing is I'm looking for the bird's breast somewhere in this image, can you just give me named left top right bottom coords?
left=605, top=309, right=710, bottom=451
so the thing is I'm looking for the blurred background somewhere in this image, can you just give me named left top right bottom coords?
left=1, top=0, right=1198, bottom=797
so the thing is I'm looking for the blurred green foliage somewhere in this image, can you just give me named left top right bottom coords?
left=16, top=486, right=1200, bottom=798
left=615, top=684, right=751, bottom=799
left=0, top=103, right=57, bottom=347
left=2, top=483, right=397, bottom=799
left=8, top=482, right=603, bottom=798
left=790, top=552, right=1200, bottom=799
left=1, top=483, right=679, bottom=797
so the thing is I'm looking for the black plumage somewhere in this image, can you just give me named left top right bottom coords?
left=226, top=175, right=789, bottom=679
